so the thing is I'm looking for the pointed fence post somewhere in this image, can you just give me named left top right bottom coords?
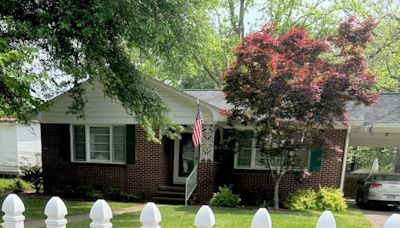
left=89, top=199, right=113, bottom=228
left=383, top=214, right=400, bottom=228
left=251, top=208, right=272, bottom=228
left=140, top=202, right=162, bottom=228
left=45, top=196, right=68, bottom=228
left=316, top=211, right=336, bottom=228
left=194, top=205, right=215, bottom=228
left=1, top=194, right=25, bottom=228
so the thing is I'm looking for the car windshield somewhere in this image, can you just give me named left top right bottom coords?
left=372, top=175, right=400, bottom=181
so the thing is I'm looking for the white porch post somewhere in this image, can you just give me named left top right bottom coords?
left=340, top=125, right=351, bottom=190
left=199, top=125, right=215, bottom=162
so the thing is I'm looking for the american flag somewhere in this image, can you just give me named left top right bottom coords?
left=192, top=102, right=203, bottom=147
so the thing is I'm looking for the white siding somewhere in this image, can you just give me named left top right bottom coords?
left=38, top=79, right=217, bottom=125
left=0, top=123, right=18, bottom=173
left=16, top=124, right=41, bottom=166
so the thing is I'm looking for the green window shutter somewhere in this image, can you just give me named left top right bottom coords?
left=309, top=148, right=323, bottom=171
left=126, top=124, right=136, bottom=164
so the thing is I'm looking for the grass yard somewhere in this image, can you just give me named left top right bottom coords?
left=0, top=194, right=139, bottom=221
left=69, top=205, right=373, bottom=228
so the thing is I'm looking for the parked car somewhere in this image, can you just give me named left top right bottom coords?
left=356, top=173, right=400, bottom=208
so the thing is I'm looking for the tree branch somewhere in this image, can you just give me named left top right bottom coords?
left=229, top=0, right=240, bottom=37
left=203, top=63, right=221, bottom=86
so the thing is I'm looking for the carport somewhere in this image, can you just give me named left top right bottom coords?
left=341, top=94, right=400, bottom=197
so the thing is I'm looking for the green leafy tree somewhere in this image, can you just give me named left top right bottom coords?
left=347, top=146, right=397, bottom=172
left=0, top=37, right=48, bottom=121
left=258, top=0, right=400, bottom=92
left=223, top=17, right=378, bottom=209
left=135, top=0, right=256, bottom=89
left=0, top=0, right=220, bottom=141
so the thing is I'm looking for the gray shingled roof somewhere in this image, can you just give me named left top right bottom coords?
left=183, top=90, right=233, bottom=110
left=184, top=90, right=400, bottom=124
left=347, top=94, right=400, bottom=124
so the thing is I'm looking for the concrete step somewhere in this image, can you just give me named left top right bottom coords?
left=155, top=191, right=185, bottom=197
left=157, top=185, right=185, bottom=192
left=153, top=196, right=186, bottom=205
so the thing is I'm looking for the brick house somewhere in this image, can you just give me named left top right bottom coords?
left=38, top=78, right=396, bottom=205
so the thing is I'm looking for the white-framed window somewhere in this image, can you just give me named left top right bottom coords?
left=71, top=125, right=126, bottom=164
left=234, top=130, right=310, bottom=170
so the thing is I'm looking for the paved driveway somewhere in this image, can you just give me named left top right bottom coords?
left=348, top=199, right=400, bottom=228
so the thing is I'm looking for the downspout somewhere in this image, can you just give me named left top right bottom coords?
left=340, top=125, right=351, bottom=190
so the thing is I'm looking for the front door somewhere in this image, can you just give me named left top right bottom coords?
left=173, top=133, right=196, bottom=184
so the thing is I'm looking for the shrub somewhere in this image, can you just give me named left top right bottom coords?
left=10, top=178, right=25, bottom=193
left=50, top=185, right=74, bottom=197
left=285, top=189, right=317, bottom=210
left=316, top=187, right=347, bottom=211
left=0, top=178, right=31, bottom=194
left=20, top=161, right=43, bottom=194
left=210, top=186, right=241, bottom=207
left=0, top=178, right=14, bottom=193
left=75, top=185, right=102, bottom=200
left=104, top=188, right=138, bottom=202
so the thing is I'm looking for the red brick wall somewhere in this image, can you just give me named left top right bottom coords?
left=41, top=124, right=170, bottom=200
left=196, top=161, right=220, bottom=204
left=42, top=124, right=346, bottom=204
left=219, top=129, right=347, bottom=205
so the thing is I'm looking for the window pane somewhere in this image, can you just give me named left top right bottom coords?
left=90, top=127, right=110, bottom=161
left=237, top=131, right=253, bottom=167
left=255, top=149, right=266, bottom=166
left=74, top=125, right=86, bottom=161
left=91, top=144, right=110, bottom=152
left=296, top=149, right=309, bottom=168
left=75, top=144, right=86, bottom=160
left=238, top=148, right=252, bottom=166
left=238, top=157, right=251, bottom=166
left=238, top=131, right=253, bottom=147
left=113, top=126, right=126, bottom=162
left=90, top=152, right=110, bottom=160
left=91, top=135, right=110, bottom=143
left=91, top=127, right=110, bottom=134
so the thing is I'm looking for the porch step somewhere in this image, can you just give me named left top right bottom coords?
left=156, top=191, right=185, bottom=197
left=157, top=185, right=185, bottom=192
left=153, top=196, right=185, bottom=204
left=153, top=185, right=195, bottom=205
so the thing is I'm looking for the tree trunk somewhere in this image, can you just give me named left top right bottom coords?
left=395, top=147, right=400, bottom=172
left=273, top=176, right=282, bottom=209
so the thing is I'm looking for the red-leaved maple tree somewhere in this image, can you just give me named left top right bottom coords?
left=223, top=17, right=378, bottom=209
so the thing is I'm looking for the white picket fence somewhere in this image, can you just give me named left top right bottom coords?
left=1, top=194, right=400, bottom=228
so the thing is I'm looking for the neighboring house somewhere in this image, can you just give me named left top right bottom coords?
left=37, top=79, right=400, bottom=204
left=0, top=118, right=41, bottom=175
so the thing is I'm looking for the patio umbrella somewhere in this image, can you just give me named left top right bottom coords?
left=371, top=158, right=379, bottom=173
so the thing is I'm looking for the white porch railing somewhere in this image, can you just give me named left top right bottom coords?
left=185, top=164, right=198, bottom=206
left=2, top=193, right=400, bottom=228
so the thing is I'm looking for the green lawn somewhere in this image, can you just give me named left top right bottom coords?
left=69, top=205, right=373, bottom=228
left=0, top=193, right=373, bottom=227
left=0, top=194, right=139, bottom=221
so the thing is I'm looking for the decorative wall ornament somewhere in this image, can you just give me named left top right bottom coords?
left=200, top=125, right=215, bottom=161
